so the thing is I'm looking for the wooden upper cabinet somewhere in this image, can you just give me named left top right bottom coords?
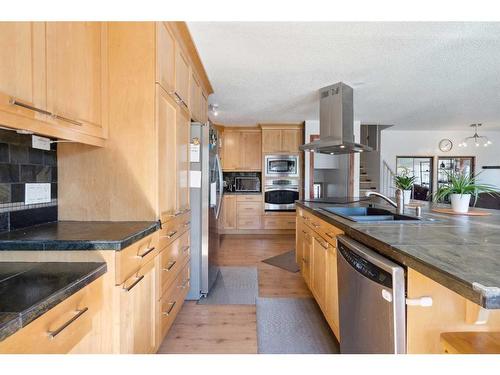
left=281, top=129, right=302, bottom=153
left=45, top=22, right=108, bottom=138
left=200, top=92, right=208, bottom=123
left=176, top=108, right=190, bottom=212
left=262, top=127, right=303, bottom=153
left=156, top=22, right=175, bottom=94
left=189, top=72, right=202, bottom=122
left=262, top=129, right=282, bottom=153
left=157, top=86, right=178, bottom=217
left=222, top=131, right=240, bottom=170
left=0, top=22, right=46, bottom=120
left=174, top=47, right=190, bottom=109
left=240, top=132, right=262, bottom=171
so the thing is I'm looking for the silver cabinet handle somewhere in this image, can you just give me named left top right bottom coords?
left=170, top=91, right=188, bottom=110
left=122, top=275, right=144, bottom=292
left=311, top=222, right=321, bottom=228
left=163, top=301, right=176, bottom=316
left=47, top=307, right=89, bottom=340
left=180, top=245, right=190, bottom=253
left=164, top=230, right=178, bottom=239
left=51, top=113, right=83, bottom=126
left=135, top=246, right=155, bottom=259
left=10, top=97, right=51, bottom=116
left=325, top=232, right=336, bottom=239
left=163, top=260, right=176, bottom=271
left=178, top=278, right=190, bottom=289
left=183, top=221, right=191, bottom=227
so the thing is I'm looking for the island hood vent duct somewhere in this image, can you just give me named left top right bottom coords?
left=300, top=82, right=373, bottom=155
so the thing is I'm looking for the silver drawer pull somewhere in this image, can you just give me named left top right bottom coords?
left=288, top=221, right=295, bottom=224
left=163, top=301, right=176, bottom=316
left=164, top=230, right=178, bottom=239
left=47, top=307, right=89, bottom=340
left=301, top=230, right=307, bottom=234
left=136, top=246, right=155, bottom=258
left=184, top=221, right=191, bottom=227
left=178, top=278, right=190, bottom=289
left=325, top=232, right=336, bottom=239
left=122, top=275, right=144, bottom=292
left=180, top=245, right=190, bottom=253
left=10, top=97, right=51, bottom=116
left=163, top=260, right=176, bottom=271
left=315, top=237, right=329, bottom=249
left=311, top=222, right=321, bottom=228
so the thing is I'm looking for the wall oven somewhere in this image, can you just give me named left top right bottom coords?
left=265, top=155, right=299, bottom=178
left=264, top=179, right=299, bottom=211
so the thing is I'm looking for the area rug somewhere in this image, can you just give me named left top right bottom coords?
left=197, top=266, right=258, bottom=305
left=262, top=250, right=300, bottom=273
left=256, top=297, right=339, bottom=354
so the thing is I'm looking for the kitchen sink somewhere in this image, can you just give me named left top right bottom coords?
left=320, top=206, right=422, bottom=222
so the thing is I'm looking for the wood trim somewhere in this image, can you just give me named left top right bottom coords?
left=167, top=22, right=213, bottom=95
left=259, top=123, right=304, bottom=130
left=309, top=134, right=320, bottom=199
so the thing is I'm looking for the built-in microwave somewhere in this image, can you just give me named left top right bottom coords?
left=235, top=176, right=260, bottom=192
left=265, top=155, right=299, bottom=178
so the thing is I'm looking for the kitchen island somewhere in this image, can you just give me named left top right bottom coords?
left=296, top=199, right=500, bottom=353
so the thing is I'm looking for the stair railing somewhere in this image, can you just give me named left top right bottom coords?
left=381, top=160, right=396, bottom=197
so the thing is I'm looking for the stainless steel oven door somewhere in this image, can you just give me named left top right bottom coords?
left=264, top=186, right=299, bottom=210
left=265, top=155, right=299, bottom=177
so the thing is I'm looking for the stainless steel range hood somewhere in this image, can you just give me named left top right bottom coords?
left=300, top=82, right=372, bottom=154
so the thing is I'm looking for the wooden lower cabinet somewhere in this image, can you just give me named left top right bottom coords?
left=296, top=208, right=342, bottom=341
left=119, top=259, right=156, bottom=354
left=220, top=195, right=237, bottom=230
left=0, top=277, right=103, bottom=354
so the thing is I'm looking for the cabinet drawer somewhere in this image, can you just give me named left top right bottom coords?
left=300, top=210, right=343, bottom=246
left=159, top=210, right=191, bottom=250
left=237, top=216, right=262, bottom=229
left=0, top=277, right=103, bottom=354
left=158, top=261, right=190, bottom=341
left=237, top=202, right=262, bottom=216
left=263, top=216, right=296, bottom=230
left=159, top=229, right=190, bottom=297
left=236, top=195, right=262, bottom=203
left=115, top=232, right=159, bottom=285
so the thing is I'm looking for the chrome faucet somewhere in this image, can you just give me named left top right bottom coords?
left=365, top=189, right=404, bottom=215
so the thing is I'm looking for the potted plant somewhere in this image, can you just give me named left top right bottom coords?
left=433, top=171, right=498, bottom=213
left=394, top=172, right=416, bottom=205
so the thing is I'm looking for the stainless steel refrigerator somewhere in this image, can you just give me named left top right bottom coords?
left=187, top=122, right=223, bottom=300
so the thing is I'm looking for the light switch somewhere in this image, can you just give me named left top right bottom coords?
left=25, top=183, right=51, bottom=205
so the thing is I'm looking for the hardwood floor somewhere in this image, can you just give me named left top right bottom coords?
left=157, top=234, right=311, bottom=354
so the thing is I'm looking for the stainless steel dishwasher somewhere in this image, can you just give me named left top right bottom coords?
left=337, top=235, right=406, bottom=354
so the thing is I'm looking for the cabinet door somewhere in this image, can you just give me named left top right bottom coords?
left=156, top=22, right=175, bottom=93
left=281, top=129, right=302, bottom=153
left=120, top=261, right=156, bottom=354
left=201, top=92, right=208, bottom=123
left=262, top=129, right=282, bottom=153
left=189, top=72, right=201, bottom=121
left=312, top=235, right=328, bottom=308
left=176, top=108, right=190, bottom=212
left=0, top=22, right=46, bottom=122
left=221, top=195, right=237, bottom=229
left=241, top=132, right=262, bottom=171
left=157, top=86, right=178, bottom=217
left=45, top=22, right=107, bottom=138
left=222, top=131, right=240, bottom=170
left=302, top=230, right=312, bottom=287
left=174, top=47, right=190, bottom=108
left=296, top=221, right=305, bottom=266
left=325, top=245, right=340, bottom=338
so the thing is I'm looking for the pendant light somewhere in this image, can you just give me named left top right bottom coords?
left=458, top=124, right=492, bottom=147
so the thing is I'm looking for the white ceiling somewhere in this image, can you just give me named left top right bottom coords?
left=188, top=22, right=500, bottom=130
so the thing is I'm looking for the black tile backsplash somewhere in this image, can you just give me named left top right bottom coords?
left=0, top=129, right=57, bottom=233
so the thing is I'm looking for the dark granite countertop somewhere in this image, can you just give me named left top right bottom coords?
left=0, top=261, right=106, bottom=341
left=223, top=192, right=262, bottom=195
left=0, top=221, right=160, bottom=251
left=296, top=199, right=500, bottom=309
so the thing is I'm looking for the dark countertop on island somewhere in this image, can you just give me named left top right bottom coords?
left=0, top=261, right=106, bottom=341
left=0, top=221, right=160, bottom=251
left=296, top=199, right=500, bottom=309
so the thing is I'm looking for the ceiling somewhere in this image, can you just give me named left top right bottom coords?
left=187, top=22, right=500, bottom=130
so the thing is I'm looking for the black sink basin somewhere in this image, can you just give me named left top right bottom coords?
left=320, top=206, right=421, bottom=222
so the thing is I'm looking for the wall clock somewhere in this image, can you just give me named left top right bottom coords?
left=439, top=139, right=453, bottom=152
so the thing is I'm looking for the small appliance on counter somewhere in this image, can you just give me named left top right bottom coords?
left=223, top=172, right=261, bottom=193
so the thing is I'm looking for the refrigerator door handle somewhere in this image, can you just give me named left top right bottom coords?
left=215, top=154, right=223, bottom=219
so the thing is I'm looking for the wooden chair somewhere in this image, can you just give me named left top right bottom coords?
left=441, top=332, right=500, bottom=354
